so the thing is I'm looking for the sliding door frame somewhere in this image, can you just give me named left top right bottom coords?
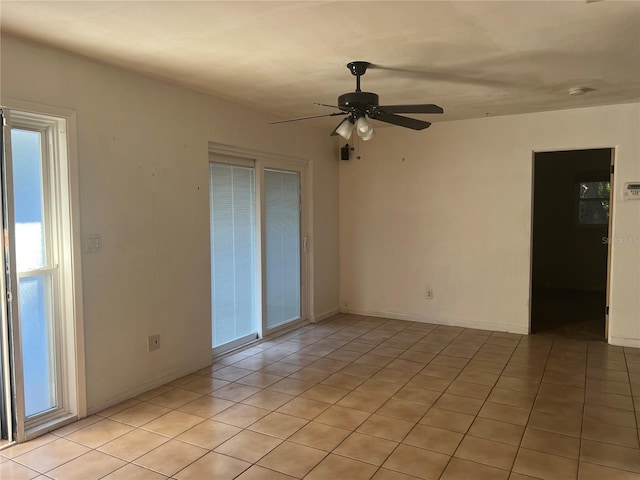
left=208, top=143, right=313, bottom=348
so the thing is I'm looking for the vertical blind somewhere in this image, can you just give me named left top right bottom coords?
left=265, top=169, right=301, bottom=328
left=209, top=163, right=257, bottom=347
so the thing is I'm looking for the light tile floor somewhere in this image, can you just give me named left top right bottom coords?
left=2, top=314, right=640, bottom=479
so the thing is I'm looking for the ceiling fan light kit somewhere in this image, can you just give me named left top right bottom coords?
left=270, top=61, right=444, bottom=140
left=335, top=117, right=355, bottom=140
left=356, top=116, right=374, bottom=140
left=360, top=128, right=375, bottom=141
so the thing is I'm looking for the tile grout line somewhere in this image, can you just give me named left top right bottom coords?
left=625, top=348, right=640, bottom=449
left=576, top=339, right=590, bottom=479
left=299, top=319, right=442, bottom=479
left=286, top=319, right=459, bottom=478
left=446, top=330, right=544, bottom=479
left=358, top=326, right=516, bottom=479
left=192, top=317, right=410, bottom=479
left=418, top=328, right=497, bottom=480
left=327, top=323, right=461, bottom=479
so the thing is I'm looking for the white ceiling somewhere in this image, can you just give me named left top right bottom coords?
left=2, top=1, right=639, bottom=127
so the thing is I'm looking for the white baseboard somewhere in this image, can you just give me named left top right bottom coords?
left=609, top=335, right=640, bottom=348
left=340, top=307, right=530, bottom=335
left=313, top=307, right=340, bottom=323
left=87, top=356, right=213, bottom=416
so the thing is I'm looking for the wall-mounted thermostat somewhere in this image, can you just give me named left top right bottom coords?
left=623, top=182, right=640, bottom=201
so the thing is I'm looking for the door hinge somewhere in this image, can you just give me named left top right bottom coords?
left=606, top=305, right=610, bottom=315
left=610, top=164, right=615, bottom=175
left=6, top=291, right=12, bottom=302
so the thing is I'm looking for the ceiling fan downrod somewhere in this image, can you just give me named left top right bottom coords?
left=347, top=61, right=370, bottom=92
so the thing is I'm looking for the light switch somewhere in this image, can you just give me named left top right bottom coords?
left=85, top=234, right=102, bottom=253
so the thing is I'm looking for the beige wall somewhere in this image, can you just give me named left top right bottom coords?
left=340, top=103, right=640, bottom=347
left=1, top=35, right=340, bottom=412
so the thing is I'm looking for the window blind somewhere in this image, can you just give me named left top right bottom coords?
left=265, top=169, right=301, bottom=328
left=210, top=163, right=257, bottom=347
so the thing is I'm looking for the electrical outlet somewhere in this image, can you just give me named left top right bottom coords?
left=148, top=334, right=160, bottom=352
left=426, top=289, right=433, bottom=300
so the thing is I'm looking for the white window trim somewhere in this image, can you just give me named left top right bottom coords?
left=2, top=98, right=86, bottom=441
left=208, top=142, right=314, bottom=346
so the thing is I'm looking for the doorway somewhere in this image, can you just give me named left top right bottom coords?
left=531, top=148, right=613, bottom=340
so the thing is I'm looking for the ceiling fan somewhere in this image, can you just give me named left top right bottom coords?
left=270, top=61, right=444, bottom=141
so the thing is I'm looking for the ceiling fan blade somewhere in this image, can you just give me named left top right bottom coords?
left=269, top=112, right=347, bottom=125
left=373, top=113, right=432, bottom=130
left=379, top=104, right=444, bottom=114
left=369, top=63, right=512, bottom=88
left=314, top=102, right=343, bottom=109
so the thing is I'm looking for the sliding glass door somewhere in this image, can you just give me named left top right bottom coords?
left=265, top=169, right=301, bottom=329
left=209, top=162, right=258, bottom=353
left=209, top=150, right=308, bottom=353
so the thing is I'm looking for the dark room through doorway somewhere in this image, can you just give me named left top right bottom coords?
left=531, top=148, right=613, bottom=340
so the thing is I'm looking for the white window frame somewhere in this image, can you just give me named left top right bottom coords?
left=14, top=120, right=67, bottom=429
left=576, top=176, right=611, bottom=227
left=2, top=100, right=85, bottom=441
left=208, top=143, right=313, bottom=351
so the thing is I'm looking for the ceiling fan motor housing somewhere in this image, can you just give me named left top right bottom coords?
left=338, top=92, right=379, bottom=114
